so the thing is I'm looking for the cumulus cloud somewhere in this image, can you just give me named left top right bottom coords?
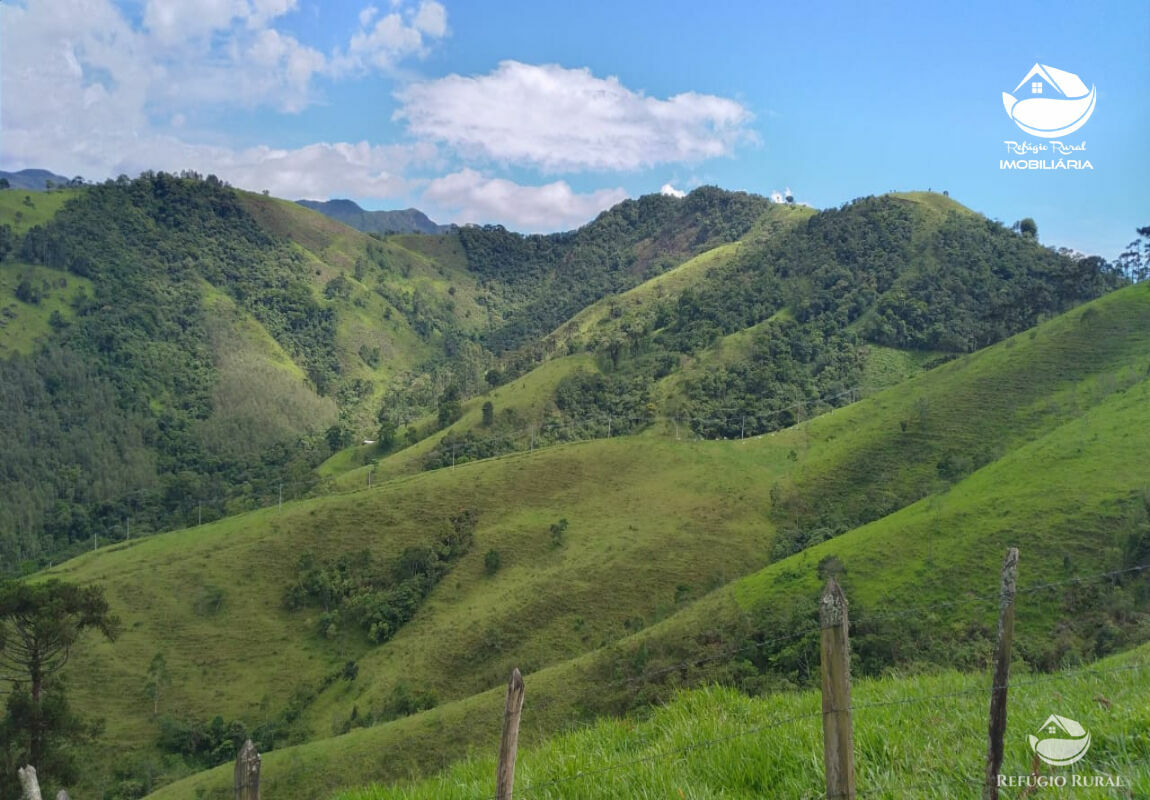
left=660, top=183, right=686, bottom=198
left=334, top=0, right=448, bottom=73
left=1, top=0, right=445, bottom=195
left=395, top=60, right=755, bottom=172
left=423, top=169, right=628, bottom=231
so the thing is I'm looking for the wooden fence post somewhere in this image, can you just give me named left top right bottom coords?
left=17, top=766, right=41, bottom=800
left=983, top=547, right=1019, bottom=800
left=496, top=667, right=526, bottom=800
left=820, top=579, right=856, bottom=800
left=235, top=738, right=261, bottom=800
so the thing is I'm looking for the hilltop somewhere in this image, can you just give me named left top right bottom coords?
left=0, top=168, right=74, bottom=191
left=296, top=199, right=451, bottom=236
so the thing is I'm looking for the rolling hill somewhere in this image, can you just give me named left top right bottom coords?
left=0, top=177, right=804, bottom=573
left=26, top=281, right=1147, bottom=799
left=1, top=172, right=1143, bottom=799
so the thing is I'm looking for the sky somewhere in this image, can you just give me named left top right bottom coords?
left=1, top=0, right=1147, bottom=258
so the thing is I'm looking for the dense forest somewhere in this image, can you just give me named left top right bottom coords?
left=459, top=187, right=772, bottom=353
left=1, top=175, right=338, bottom=569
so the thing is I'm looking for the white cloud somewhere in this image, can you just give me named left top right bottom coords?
left=334, top=0, right=448, bottom=73
left=396, top=60, right=755, bottom=172
left=412, top=0, right=447, bottom=37
left=660, top=183, right=686, bottom=198
left=423, top=169, right=628, bottom=231
left=0, top=0, right=445, bottom=197
left=143, top=0, right=249, bottom=44
left=359, top=5, right=380, bottom=27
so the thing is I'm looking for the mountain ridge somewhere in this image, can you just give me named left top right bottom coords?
left=296, top=198, right=451, bottom=235
left=0, top=168, right=74, bottom=191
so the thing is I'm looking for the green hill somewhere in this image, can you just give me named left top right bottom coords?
left=321, top=191, right=1122, bottom=486
left=21, top=282, right=1144, bottom=799
left=0, top=175, right=481, bottom=571
left=0, top=178, right=795, bottom=573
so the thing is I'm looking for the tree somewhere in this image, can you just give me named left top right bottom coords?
left=0, top=178, right=9, bottom=190
left=0, top=580, right=118, bottom=789
left=481, top=401, right=494, bottom=427
left=1018, top=217, right=1037, bottom=239
left=376, top=419, right=398, bottom=450
left=325, top=424, right=352, bottom=452
left=437, top=385, right=462, bottom=428
left=1118, top=225, right=1150, bottom=283
left=144, top=653, right=171, bottom=717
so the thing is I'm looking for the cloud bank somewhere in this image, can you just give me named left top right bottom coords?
left=397, top=60, right=754, bottom=172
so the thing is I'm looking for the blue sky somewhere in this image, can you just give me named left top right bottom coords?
left=1, top=0, right=1147, bottom=257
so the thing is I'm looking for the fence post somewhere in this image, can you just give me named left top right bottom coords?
left=496, top=667, right=526, bottom=800
left=17, top=766, right=41, bottom=800
left=983, top=547, right=1019, bottom=800
left=820, top=578, right=856, bottom=800
left=234, top=738, right=261, bottom=800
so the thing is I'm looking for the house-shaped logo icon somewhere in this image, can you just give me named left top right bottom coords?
left=1028, top=713, right=1092, bottom=766
left=1002, top=64, right=1096, bottom=138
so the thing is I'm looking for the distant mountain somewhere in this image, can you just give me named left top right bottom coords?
left=296, top=198, right=450, bottom=235
left=0, top=168, right=74, bottom=190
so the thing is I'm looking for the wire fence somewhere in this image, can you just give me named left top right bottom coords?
left=216, top=560, right=1147, bottom=800
left=495, top=575, right=1150, bottom=800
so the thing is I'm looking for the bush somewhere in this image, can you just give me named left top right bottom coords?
left=484, top=549, right=501, bottom=574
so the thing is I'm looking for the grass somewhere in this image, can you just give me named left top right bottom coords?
left=235, top=192, right=500, bottom=431
left=0, top=188, right=81, bottom=234
left=338, top=644, right=1150, bottom=800
left=0, top=263, right=93, bottom=356
left=322, top=353, right=599, bottom=488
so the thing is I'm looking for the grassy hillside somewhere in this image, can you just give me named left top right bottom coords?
left=340, top=645, right=1150, bottom=800
left=22, top=283, right=1140, bottom=798
left=0, top=188, right=81, bottom=234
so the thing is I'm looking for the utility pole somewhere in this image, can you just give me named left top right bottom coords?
left=278, top=482, right=283, bottom=513
left=198, top=501, right=202, bottom=526
left=126, top=517, right=130, bottom=541
left=607, top=415, right=612, bottom=438
left=741, top=416, right=746, bottom=439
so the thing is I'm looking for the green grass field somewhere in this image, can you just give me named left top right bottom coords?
left=338, top=644, right=1150, bottom=800
left=0, top=188, right=80, bottom=233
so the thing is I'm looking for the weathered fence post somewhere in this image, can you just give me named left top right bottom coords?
left=983, top=547, right=1019, bottom=800
left=496, top=667, right=526, bottom=800
left=234, top=738, right=261, bottom=800
left=820, top=579, right=856, bottom=800
left=55, top=791, right=70, bottom=800
left=17, top=765, right=42, bottom=800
